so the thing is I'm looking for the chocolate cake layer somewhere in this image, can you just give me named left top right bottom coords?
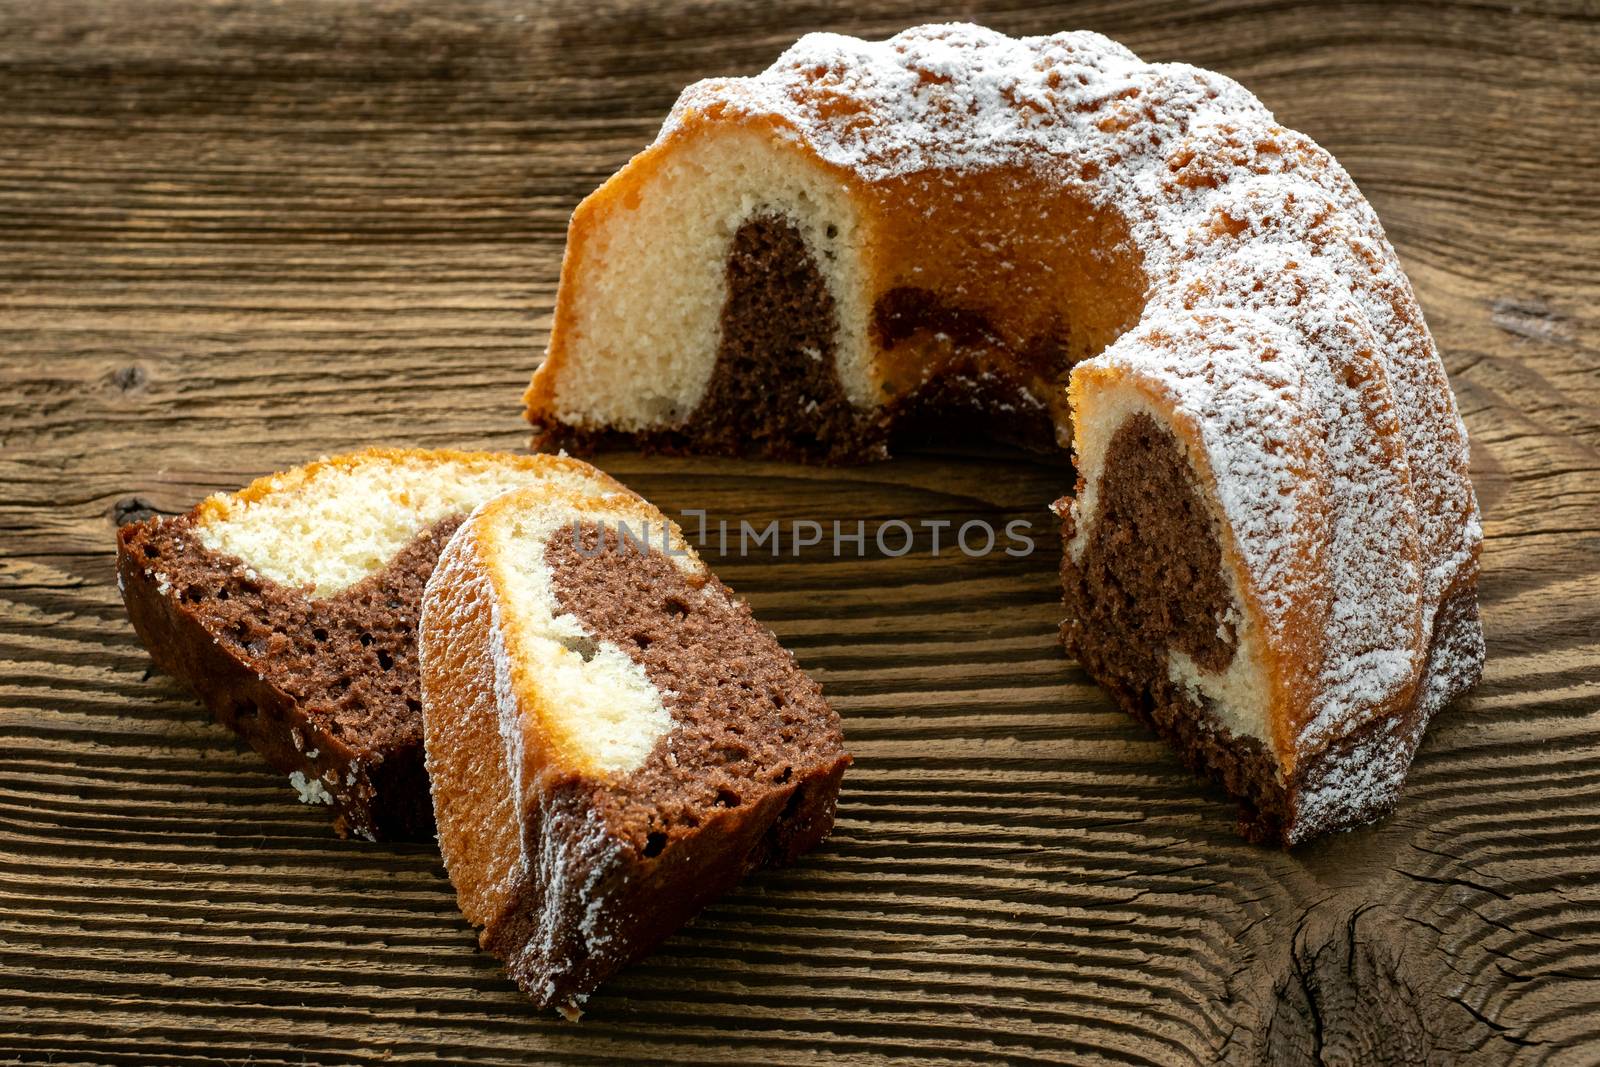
left=1132, top=586, right=1479, bottom=844
left=536, top=214, right=881, bottom=463
left=548, top=521, right=845, bottom=836
left=117, top=514, right=459, bottom=840
left=879, top=359, right=1061, bottom=454
left=689, top=214, right=873, bottom=461
left=483, top=522, right=849, bottom=1008
left=534, top=214, right=1084, bottom=463
left=1057, top=413, right=1285, bottom=838
left=1059, top=414, right=1483, bottom=844
left=1063, top=412, right=1238, bottom=677
left=870, top=285, right=1064, bottom=451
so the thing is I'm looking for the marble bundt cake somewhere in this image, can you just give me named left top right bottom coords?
left=117, top=448, right=627, bottom=840
left=420, top=481, right=849, bottom=1015
left=525, top=24, right=1483, bottom=843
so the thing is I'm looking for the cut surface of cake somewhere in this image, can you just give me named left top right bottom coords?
left=420, top=482, right=849, bottom=1016
left=524, top=23, right=1483, bottom=842
left=116, top=448, right=627, bottom=840
left=1059, top=309, right=1482, bottom=843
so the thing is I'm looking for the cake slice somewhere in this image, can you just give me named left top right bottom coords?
left=116, top=448, right=627, bottom=840
left=420, top=481, right=850, bottom=1016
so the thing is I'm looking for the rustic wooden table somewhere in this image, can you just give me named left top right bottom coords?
left=2, top=1, right=1596, bottom=1063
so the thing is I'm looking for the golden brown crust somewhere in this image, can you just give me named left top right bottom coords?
left=116, top=518, right=438, bottom=839
left=119, top=448, right=634, bottom=840
left=526, top=25, right=1483, bottom=845
left=420, top=482, right=850, bottom=1012
left=529, top=109, right=1147, bottom=438
left=417, top=526, right=523, bottom=929
left=196, top=446, right=627, bottom=525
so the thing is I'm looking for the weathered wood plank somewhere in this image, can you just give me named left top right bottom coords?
left=1, top=0, right=1597, bottom=1063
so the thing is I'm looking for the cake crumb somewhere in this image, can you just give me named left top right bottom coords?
left=288, top=771, right=334, bottom=805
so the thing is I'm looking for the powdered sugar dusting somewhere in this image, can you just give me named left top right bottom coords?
left=1292, top=716, right=1410, bottom=844
left=668, top=26, right=1266, bottom=185
left=1093, top=310, right=1322, bottom=637
left=288, top=770, right=333, bottom=806
left=511, top=791, right=621, bottom=1015
left=423, top=484, right=710, bottom=1012
left=1176, top=248, right=1428, bottom=750
left=662, top=24, right=1480, bottom=796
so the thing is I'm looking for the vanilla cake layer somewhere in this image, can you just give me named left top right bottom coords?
left=116, top=448, right=627, bottom=840
left=521, top=24, right=1485, bottom=843
left=420, top=485, right=850, bottom=1015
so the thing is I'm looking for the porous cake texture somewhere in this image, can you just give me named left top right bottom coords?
left=116, top=448, right=626, bottom=840
left=420, top=483, right=849, bottom=1015
left=526, top=23, right=1484, bottom=843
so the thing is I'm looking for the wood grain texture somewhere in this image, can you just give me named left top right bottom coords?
left=2, top=0, right=1597, bottom=1063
